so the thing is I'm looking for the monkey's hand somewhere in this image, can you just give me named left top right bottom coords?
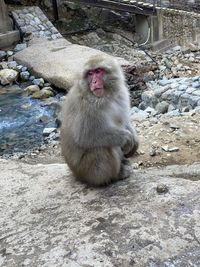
left=122, top=130, right=139, bottom=158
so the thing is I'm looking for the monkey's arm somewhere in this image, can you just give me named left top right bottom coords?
left=123, top=124, right=139, bottom=157
left=76, top=127, right=132, bottom=149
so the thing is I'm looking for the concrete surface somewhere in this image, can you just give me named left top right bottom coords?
left=0, top=159, right=200, bottom=267
left=14, top=38, right=129, bottom=91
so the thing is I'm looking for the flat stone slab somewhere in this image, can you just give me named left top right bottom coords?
left=0, top=159, right=200, bottom=266
left=14, top=38, right=128, bottom=90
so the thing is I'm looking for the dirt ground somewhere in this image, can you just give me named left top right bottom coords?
left=21, top=112, right=200, bottom=169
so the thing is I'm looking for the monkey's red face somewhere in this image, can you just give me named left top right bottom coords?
left=86, top=68, right=105, bottom=97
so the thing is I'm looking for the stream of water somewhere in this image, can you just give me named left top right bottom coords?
left=0, top=84, right=59, bottom=156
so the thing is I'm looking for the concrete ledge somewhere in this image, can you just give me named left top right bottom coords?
left=151, top=38, right=175, bottom=52
left=0, top=30, right=20, bottom=49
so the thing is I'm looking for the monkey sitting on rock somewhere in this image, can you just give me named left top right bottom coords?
left=61, top=55, right=139, bottom=186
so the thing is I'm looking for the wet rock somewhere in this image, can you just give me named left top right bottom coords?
left=0, top=50, right=7, bottom=61
left=33, top=78, right=44, bottom=87
left=32, top=87, right=54, bottom=99
left=20, top=71, right=30, bottom=81
left=7, top=61, right=17, bottom=69
left=43, top=127, right=56, bottom=136
left=16, top=65, right=23, bottom=72
left=0, top=69, right=18, bottom=85
left=24, top=85, right=40, bottom=95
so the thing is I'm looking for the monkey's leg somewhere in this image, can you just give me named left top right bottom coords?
left=111, top=156, right=132, bottom=182
left=75, top=148, right=121, bottom=186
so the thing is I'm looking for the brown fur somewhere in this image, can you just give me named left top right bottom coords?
left=61, top=55, right=139, bottom=186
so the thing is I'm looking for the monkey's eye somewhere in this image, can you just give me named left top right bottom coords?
left=95, top=68, right=104, bottom=74
left=87, top=70, right=93, bottom=76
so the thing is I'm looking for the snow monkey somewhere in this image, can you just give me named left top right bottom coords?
left=60, top=55, right=139, bottom=186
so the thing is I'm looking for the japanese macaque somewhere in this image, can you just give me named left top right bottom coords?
left=61, top=55, right=139, bottom=186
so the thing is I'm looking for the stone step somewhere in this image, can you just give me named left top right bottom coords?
left=0, top=31, right=20, bottom=49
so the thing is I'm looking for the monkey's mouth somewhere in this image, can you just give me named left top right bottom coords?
left=92, top=87, right=104, bottom=97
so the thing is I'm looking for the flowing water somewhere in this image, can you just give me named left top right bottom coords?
left=0, top=84, right=60, bottom=156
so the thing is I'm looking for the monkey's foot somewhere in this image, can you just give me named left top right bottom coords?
left=117, top=160, right=133, bottom=181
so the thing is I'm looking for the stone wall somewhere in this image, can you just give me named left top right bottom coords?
left=160, top=9, right=200, bottom=46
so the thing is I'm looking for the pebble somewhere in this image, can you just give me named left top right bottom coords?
left=20, top=71, right=30, bottom=81
left=156, top=184, right=169, bottom=194
left=33, top=78, right=44, bottom=87
left=43, top=127, right=57, bottom=136
left=162, top=146, right=179, bottom=152
left=7, top=61, right=17, bottom=69
left=0, top=50, right=7, bottom=61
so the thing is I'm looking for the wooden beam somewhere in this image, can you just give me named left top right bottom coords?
left=72, top=0, right=156, bottom=15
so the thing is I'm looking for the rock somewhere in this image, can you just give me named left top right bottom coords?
left=16, top=65, right=23, bottom=72
left=0, top=69, right=18, bottom=85
left=32, top=87, right=54, bottom=99
left=188, top=42, right=199, bottom=52
left=158, top=79, right=172, bottom=86
left=0, top=62, right=7, bottom=69
left=33, top=78, right=44, bottom=87
left=24, top=85, right=40, bottom=95
left=192, top=82, right=200, bottom=88
left=165, top=110, right=181, bottom=117
left=155, top=101, right=169, bottom=114
left=7, top=61, right=17, bottom=69
left=168, top=104, right=176, bottom=112
left=43, top=127, right=56, bottom=136
left=154, top=85, right=170, bottom=97
left=170, top=82, right=179, bottom=89
left=14, top=43, right=27, bottom=52
left=145, top=107, right=156, bottom=115
left=14, top=38, right=129, bottom=90
left=149, top=147, right=156, bottom=156
left=168, top=147, right=179, bottom=152
left=7, top=50, right=14, bottom=57
left=22, top=66, right=28, bottom=72
left=182, top=107, right=190, bottom=112
left=0, top=160, right=200, bottom=266
left=162, top=146, right=179, bottom=152
left=29, top=75, right=35, bottom=81
left=162, top=145, right=169, bottom=152
left=0, top=50, right=7, bottom=61
left=169, top=124, right=180, bottom=130
left=20, top=71, right=30, bottom=81
left=130, top=110, right=149, bottom=121
left=156, top=184, right=169, bottom=194
left=173, top=45, right=182, bottom=51
left=192, top=90, right=200, bottom=96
